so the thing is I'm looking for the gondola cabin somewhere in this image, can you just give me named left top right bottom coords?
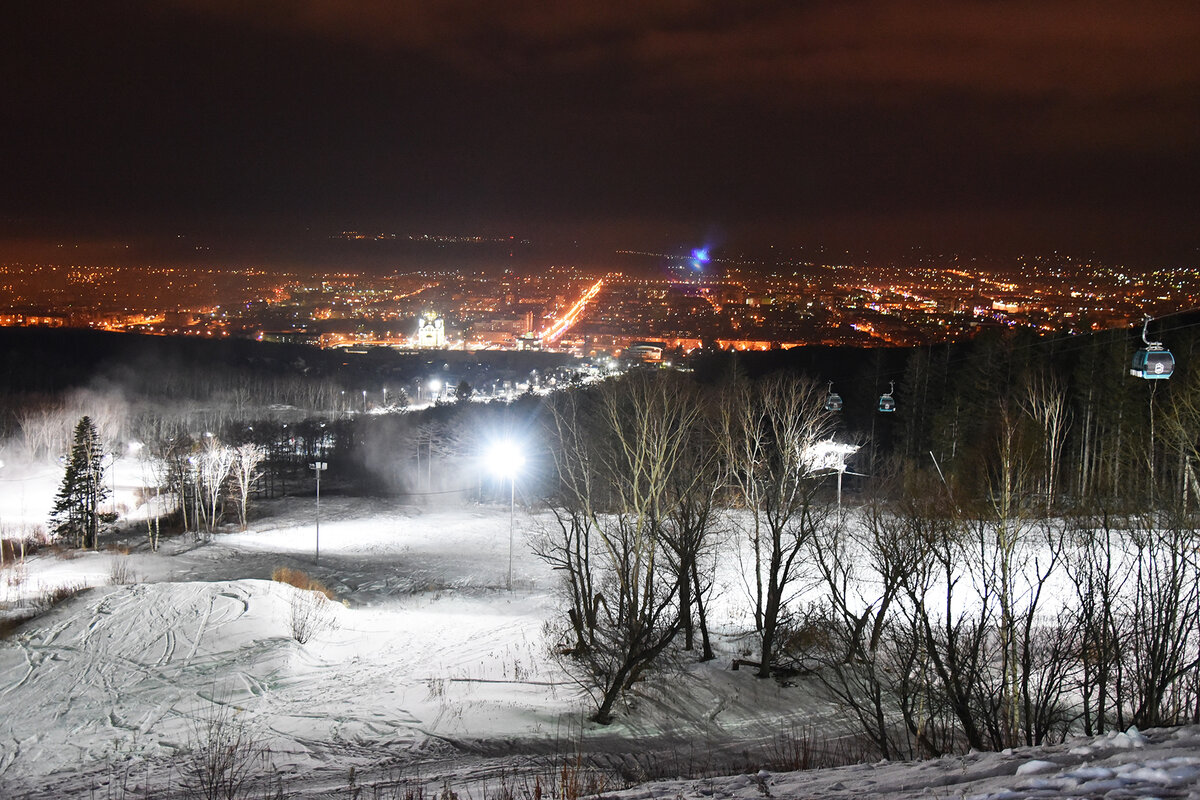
left=1130, top=347, right=1174, bottom=380
left=825, top=392, right=844, bottom=412
left=877, top=380, right=897, bottom=412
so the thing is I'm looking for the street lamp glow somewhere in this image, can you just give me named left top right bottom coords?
left=486, top=440, right=525, bottom=478
left=486, top=439, right=525, bottom=591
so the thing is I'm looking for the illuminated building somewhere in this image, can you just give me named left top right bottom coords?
left=416, top=311, right=447, bottom=348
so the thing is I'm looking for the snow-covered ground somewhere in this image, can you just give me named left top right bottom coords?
left=607, top=725, right=1200, bottom=800
left=0, top=481, right=841, bottom=798
left=1, top=466, right=1199, bottom=799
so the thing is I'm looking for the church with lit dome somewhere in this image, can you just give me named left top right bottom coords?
left=415, top=311, right=446, bottom=348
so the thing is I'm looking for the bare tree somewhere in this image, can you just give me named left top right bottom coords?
left=715, top=377, right=767, bottom=631
left=1018, top=370, right=1071, bottom=512
left=537, top=389, right=603, bottom=656
left=197, top=437, right=235, bottom=535
left=720, top=373, right=836, bottom=678
left=1162, top=362, right=1200, bottom=509
left=137, top=440, right=172, bottom=550
left=807, top=480, right=927, bottom=760
left=542, top=372, right=699, bottom=723
left=16, top=402, right=71, bottom=461
left=986, top=401, right=1039, bottom=746
left=230, top=443, right=267, bottom=531
left=1063, top=509, right=1130, bottom=735
left=1125, top=513, right=1200, bottom=729
left=161, top=434, right=197, bottom=533
left=659, top=387, right=723, bottom=660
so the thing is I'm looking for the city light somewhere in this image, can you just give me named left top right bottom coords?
left=0, top=255, right=1194, bottom=352
left=540, top=279, right=604, bottom=344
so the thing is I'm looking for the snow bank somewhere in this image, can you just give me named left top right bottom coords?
left=599, top=725, right=1200, bottom=800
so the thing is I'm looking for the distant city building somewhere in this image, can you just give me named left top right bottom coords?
left=0, top=312, right=66, bottom=327
left=625, top=341, right=665, bottom=362
left=517, top=333, right=542, bottom=351
left=258, top=330, right=320, bottom=346
left=416, top=311, right=447, bottom=348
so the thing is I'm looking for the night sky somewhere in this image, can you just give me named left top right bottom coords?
left=3, top=1, right=1200, bottom=265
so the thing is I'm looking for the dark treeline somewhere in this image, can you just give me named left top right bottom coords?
left=690, top=316, right=1200, bottom=510
left=7, top=319, right=1200, bottom=533
left=0, top=328, right=573, bottom=465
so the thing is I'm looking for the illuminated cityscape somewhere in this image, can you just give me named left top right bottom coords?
left=2, top=247, right=1195, bottom=356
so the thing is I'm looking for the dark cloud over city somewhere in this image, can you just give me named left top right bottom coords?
left=3, top=1, right=1199, bottom=263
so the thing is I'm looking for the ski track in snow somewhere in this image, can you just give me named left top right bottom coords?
left=1, top=494, right=1199, bottom=799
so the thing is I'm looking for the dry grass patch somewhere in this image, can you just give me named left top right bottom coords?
left=35, top=582, right=87, bottom=610
left=2, top=582, right=89, bottom=640
left=47, top=544, right=81, bottom=560
left=0, top=524, right=50, bottom=564
left=272, top=567, right=339, bottom=644
left=270, top=566, right=335, bottom=600
left=109, top=555, right=139, bottom=585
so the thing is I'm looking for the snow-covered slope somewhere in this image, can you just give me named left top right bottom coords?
left=2, top=494, right=1199, bottom=799
left=0, top=499, right=838, bottom=797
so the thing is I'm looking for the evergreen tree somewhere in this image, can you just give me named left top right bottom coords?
left=50, top=416, right=110, bottom=548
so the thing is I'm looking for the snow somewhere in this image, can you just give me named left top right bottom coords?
left=601, top=726, right=1200, bottom=800
left=2, top=473, right=1200, bottom=799
left=1, top=492, right=844, bottom=797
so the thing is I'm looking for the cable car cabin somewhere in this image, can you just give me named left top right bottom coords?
left=825, top=392, right=844, bottom=412
left=1130, top=347, right=1175, bottom=380
left=878, top=394, right=896, bottom=412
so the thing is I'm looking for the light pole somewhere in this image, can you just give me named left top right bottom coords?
left=187, top=455, right=199, bottom=536
left=106, top=451, right=120, bottom=518
left=486, top=440, right=525, bottom=591
left=310, top=461, right=328, bottom=561
left=801, top=439, right=861, bottom=525
left=428, top=378, right=442, bottom=405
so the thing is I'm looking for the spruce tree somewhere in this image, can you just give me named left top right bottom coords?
left=50, top=416, right=110, bottom=548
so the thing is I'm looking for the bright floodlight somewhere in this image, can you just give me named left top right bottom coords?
left=486, top=440, right=525, bottom=478
left=803, top=439, right=861, bottom=473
